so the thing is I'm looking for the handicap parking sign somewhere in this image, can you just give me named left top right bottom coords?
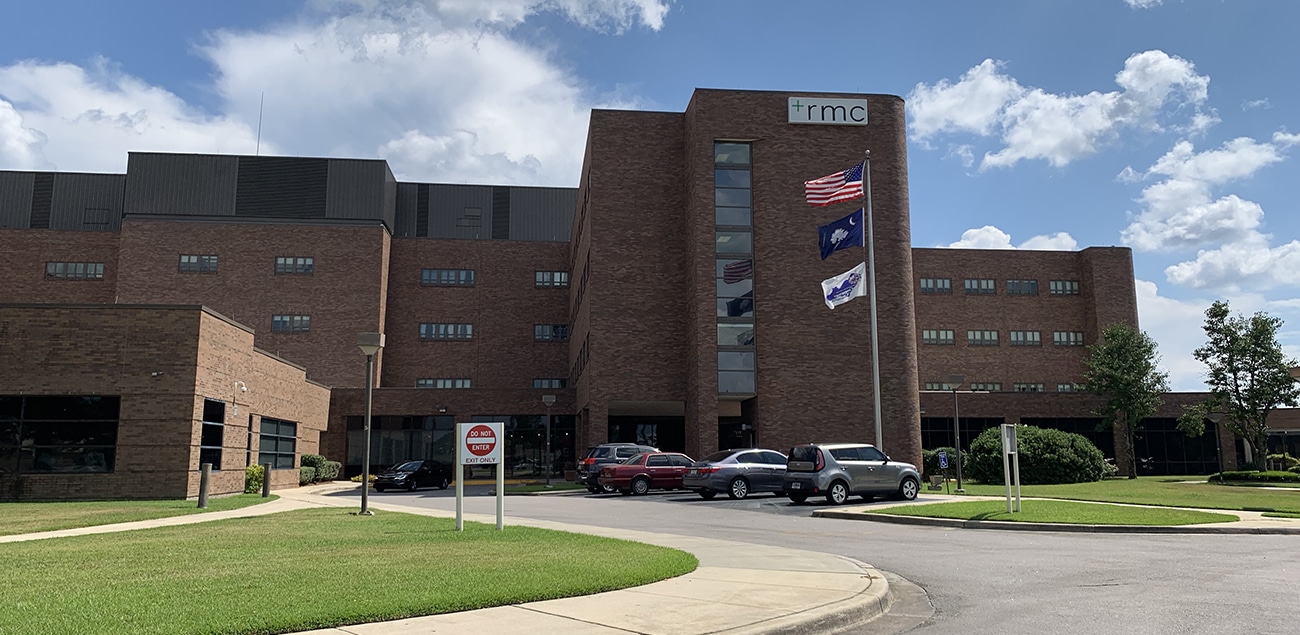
left=938, top=451, right=949, bottom=469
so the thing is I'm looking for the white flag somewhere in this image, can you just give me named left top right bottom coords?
left=821, top=262, right=867, bottom=309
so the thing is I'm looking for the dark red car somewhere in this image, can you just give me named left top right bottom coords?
left=598, top=452, right=695, bottom=495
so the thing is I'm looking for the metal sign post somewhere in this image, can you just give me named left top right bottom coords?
left=1001, top=424, right=1022, bottom=512
left=456, top=422, right=504, bottom=531
left=939, top=450, right=949, bottom=494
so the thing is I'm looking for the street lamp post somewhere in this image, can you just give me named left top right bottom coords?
left=948, top=374, right=965, bottom=493
left=357, top=333, right=385, bottom=516
left=542, top=394, right=556, bottom=486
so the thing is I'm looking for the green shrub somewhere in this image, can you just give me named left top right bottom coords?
left=350, top=473, right=376, bottom=483
left=920, top=447, right=963, bottom=479
left=316, top=460, right=341, bottom=482
left=300, top=454, right=327, bottom=469
left=299, top=466, right=317, bottom=485
left=965, top=425, right=1106, bottom=485
left=244, top=464, right=265, bottom=494
left=1265, top=453, right=1298, bottom=471
left=1218, top=470, right=1300, bottom=483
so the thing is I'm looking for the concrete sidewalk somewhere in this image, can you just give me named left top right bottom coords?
left=281, top=485, right=896, bottom=635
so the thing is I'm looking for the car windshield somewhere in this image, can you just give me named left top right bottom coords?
left=585, top=446, right=615, bottom=459
left=701, top=450, right=734, bottom=463
left=391, top=461, right=421, bottom=472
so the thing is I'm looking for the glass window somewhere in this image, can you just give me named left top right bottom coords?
left=258, top=417, right=297, bottom=470
left=535, top=271, right=570, bottom=287
left=717, top=295, right=755, bottom=318
left=715, top=188, right=752, bottom=207
left=533, top=378, right=567, bottom=389
left=715, top=169, right=752, bottom=188
left=967, top=330, right=999, bottom=345
left=717, top=323, right=755, bottom=347
left=715, top=207, right=752, bottom=226
left=860, top=446, right=887, bottom=461
left=830, top=447, right=863, bottom=461
left=44, top=262, right=105, bottom=280
left=3, top=395, right=119, bottom=474
left=670, top=455, right=694, bottom=467
left=422, top=269, right=475, bottom=286
left=718, top=351, right=755, bottom=371
left=921, top=329, right=954, bottom=345
left=1014, top=383, right=1045, bottom=393
left=180, top=254, right=218, bottom=273
left=716, top=278, right=754, bottom=298
left=534, top=324, right=570, bottom=341
left=1010, top=331, right=1041, bottom=346
left=736, top=452, right=762, bottom=464
left=715, top=231, right=752, bottom=254
left=1053, top=331, right=1085, bottom=346
left=963, top=278, right=996, bottom=294
left=761, top=451, right=787, bottom=465
left=420, top=323, right=474, bottom=340
left=1050, top=280, right=1080, bottom=295
left=718, top=371, right=756, bottom=393
left=275, top=257, right=314, bottom=275
left=714, top=142, right=751, bottom=165
left=271, top=315, right=311, bottom=334
left=919, top=278, right=951, bottom=294
left=1006, top=279, right=1038, bottom=295
left=647, top=454, right=669, bottom=467
left=971, top=383, right=1002, bottom=392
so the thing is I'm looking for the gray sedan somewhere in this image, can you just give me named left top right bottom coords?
left=682, top=448, right=788, bottom=500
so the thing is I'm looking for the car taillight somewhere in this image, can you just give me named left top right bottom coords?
left=700, top=467, right=720, bottom=474
left=582, top=458, right=597, bottom=466
left=815, top=449, right=825, bottom=472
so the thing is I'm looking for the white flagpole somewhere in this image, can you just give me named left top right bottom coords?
left=863, top=152, right=883, bottom=452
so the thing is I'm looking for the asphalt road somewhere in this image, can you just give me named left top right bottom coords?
left=334, top=487, right=1300, bottom=634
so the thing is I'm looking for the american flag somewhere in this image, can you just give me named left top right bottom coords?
left=722, top=259, right=753, bottom=284
left=804, top=162, right=864, bottom=206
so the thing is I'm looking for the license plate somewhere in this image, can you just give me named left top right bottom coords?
left=790, top=482, right=801, bottom=489
left=688, top=469, right=698, bottom=476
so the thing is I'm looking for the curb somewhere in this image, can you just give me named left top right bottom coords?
left=812, top=509, right=1300, bottom=535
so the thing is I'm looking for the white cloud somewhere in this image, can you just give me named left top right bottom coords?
left=947, top=144, right=974, bottom=168
left=0, top=59, right=266, bottom=173
left=945, top=225, right=1078, bottom=250
left=1120, top=137, right=1287, bottom=252
left=1134, top=279, right=1209, bottom=392
left=1124, top=0, right=1163, bottom=8
left=908, top=50, right=1210, bottom=170
left=1164, top=238, right=1300, bottom=290
left=0, top=99, right=47, bottom=169
left=0, top=0, right=670, bottom=184
left=1274, top=130, right=1300, bottom=147
left=1243, top=98, right=1272, bottom=111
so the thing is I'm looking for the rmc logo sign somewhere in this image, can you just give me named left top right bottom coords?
left=788, top=97, right=868, bottom=126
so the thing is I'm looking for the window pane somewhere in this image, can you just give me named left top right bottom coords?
left=714, top=169, right=751, bottom=188
left=715, top=231, right=752, bottom=254
left=199, top=447, right=222, bottom=469
left=716, top=278, right=753, bottom=297
left=718, top=351, right=755, bottom=371
left=714, top=143, right=751, bottom=165
left=717, top=323, right=756, bottom=346
left=201, top=423, right=224, bottom=447
left=718, top=371, right=756, bottom=393
left=715, top=188, right=752, bottom=207
left=717, top=297, right=754, bottom=318
left=22, top=396, right=119, bottom=421
left=23, top=421, right=118, bottom=446
left=715, top=207, right=752, bottom=226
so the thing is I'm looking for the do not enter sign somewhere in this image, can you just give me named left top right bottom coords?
left=458, top=422, right=503, bottom=465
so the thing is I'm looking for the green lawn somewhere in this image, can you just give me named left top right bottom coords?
left=873, top=499, right=1237, bottom=525
left=0, top=508, right=697, bottom=635
left=951, top=476, right=1300, bottom=514
left=0, top=494, right=276, bottom=536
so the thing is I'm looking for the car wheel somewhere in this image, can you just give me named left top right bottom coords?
left=631, top=477, right=651, bottom=496
left=407, top=480, right=418, bottom=492
left=727, top=477, right=750, bottom=500
left=825, top=480, right=849, bottom=505
left=438, top=477, right=450, bottom=490
left=698, top=490, right=717, bottom=500
left=788, top=493, right=808, bottom=504
left=897, top=476, right=920, bottom=501
left=600, top=483, right=618, bottom=494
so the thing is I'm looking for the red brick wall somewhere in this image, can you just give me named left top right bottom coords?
left=0, top=229, right=120, bottom=304
left=113, top=219, right=389, bottom=387
left=0, top=305, right=329, bottom=501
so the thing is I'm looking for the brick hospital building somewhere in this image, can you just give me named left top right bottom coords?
left=2, top=88, right=1268, bottom=500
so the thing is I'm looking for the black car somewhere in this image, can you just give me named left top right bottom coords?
left=575, top=443, right=659, bottom=493
left=373, top=459, right=453, bottom=492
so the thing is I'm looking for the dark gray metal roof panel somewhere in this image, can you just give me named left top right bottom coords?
left=0, top=171, right=34, bottom=229
left=325, top=159, right=388, bottom=221
left=126, top=153, right=238, bottom=216
left=509, top=187, right=576, bottom=241
left=394, top=182, right=418, bottom=238
left=48, top=173, right=126, bottom=231
left=428, top=184, right=493, bottom=239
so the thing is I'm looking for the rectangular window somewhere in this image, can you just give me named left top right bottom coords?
left=1010, top=330, right=1041, bottom=346
left=534, top=324, right=570, bottom=341
left=970, top=382, right=1002, bottom=392
left=535, top=271, right=570, bottom=287
left=1050, top=280, right=1080, bottom=295
left=1006, top=279, right=1038, bottom=295
left=271, top=315, right=311, bottom=333
left=964, top=278, right=996, bottom=294
left=718, top=351, right=755, bottom=394
left=419, top=323, right=474, bottom=340
left=967, top=330, right=999, bottom=346
left=258, top=417, right=297, bottom=470
left=1013, top=383, right=1045, bottom=393
left=919, top=278, right=951, bottom=294
left=199, top=399, right=225, bottom=470
left=1057, top=383, right=1079, bottom=392
left=44, top=262, right=105, bottom=280
left=1053, top=331, right=1085, bottom=346
left=921, top=329, right=955, bottom=345
left=275, top=256, right=314, bottom=275
left=421, top=269, right=475, bottom=286
left=417, top=378, right=471, bottom=389
left=179, top=254, right=218, bottom=273
left=717, top=322, right=755, bottom=347
left=923, top=382, right=956, bottom=391
left=533, top=378, right=568, bottom=389
left=3, top=395, right=119, bottom=474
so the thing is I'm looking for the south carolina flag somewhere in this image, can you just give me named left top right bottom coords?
left=821, top=262, right=867, bottom=309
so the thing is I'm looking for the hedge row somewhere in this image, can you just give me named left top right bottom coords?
left=1216, top=470, right=1300, bottom=483
left=243, top=454, right=343, bottom=492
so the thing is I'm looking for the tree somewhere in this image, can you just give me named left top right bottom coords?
left=1083, top=323, right=1170, bottom=478
left=1178, top=301, right=1300, bottom=471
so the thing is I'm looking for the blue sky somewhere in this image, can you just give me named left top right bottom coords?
left=2, top=0, right=1297, bottom=390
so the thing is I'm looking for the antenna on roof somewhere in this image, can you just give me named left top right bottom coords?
left=255, top=92, right=265, bottom=156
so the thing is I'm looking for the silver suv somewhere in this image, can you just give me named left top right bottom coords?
left=782, top=443, right=920, bottom=505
